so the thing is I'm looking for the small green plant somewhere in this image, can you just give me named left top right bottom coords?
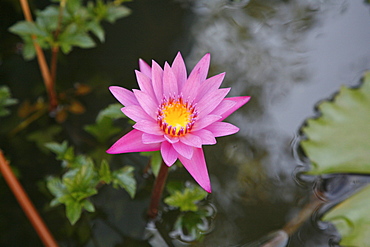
left=84, top=103, right=125, bottom=143
left=163, top=181, right=212, bottom=241
left=46, top=141, right=136, bottom=225
left=9, top=0, right=131, bottom=60
left=8, top=0, right=131, bottom=109
left=44, top=103, right=135, bottom=225
left=165, top=182, right=208, bottom=212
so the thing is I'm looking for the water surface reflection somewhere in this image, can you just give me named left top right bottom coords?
left=183, top=0, right=370, bottom=246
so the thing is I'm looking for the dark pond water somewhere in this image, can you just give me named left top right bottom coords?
left=1, top=0, right=370, bottom=246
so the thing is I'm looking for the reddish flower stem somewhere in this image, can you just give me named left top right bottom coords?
left=50, top=46, right=59, bottom=89
left=19, top=0, right=58, bottom=111
left=283, top=195, right=324, bottom=236
left=148, top=160, right=169, bottom=219
left=0, top=151, right=59, bottom=247
left=50, top=0, right=65, bottom=86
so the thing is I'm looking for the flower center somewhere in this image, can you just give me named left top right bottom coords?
left=157, top=97, right=197, bottom=136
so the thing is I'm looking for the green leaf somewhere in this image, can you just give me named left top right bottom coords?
left=84, top=104, right=125, bottom=142
left=27, top=125, right=62, bottom=152
left=63, top=32, right=95, bottom=50
left=300, top=72, right=370, bottom=175
left=60, top=43, right=72, bottom=54
left=301, top=71, right=370, bottom=246
left=112, top=166, right=136, bottom=198
left=62, top=160, right=98, bottom=193
left=45, top=141, right=77, bottom=164
left=98, top=159, right=112, bottom=184
left=35, top=6, right=60, bottom=32
left=82, top=199, right=95, bottom=213
left=64, top=196, right=83, bottom=225
left=0, top=86, right=18, bottom=117
left=166, top=181, right=184, bottom=195
left=91, top=0, right=108, bottom=20
left=46, top=176, right=67, bottom=207
left=87, top=21, right=105, bottom=42
left=9, top=21, right=45, bottom=36
left=58, top=23, right=95, bottom=52
left=164, top=184, right=208, bottom=212
left=47, top=161, right=98, bottom=225
left=22, top=39, right=37, bottom=60
left=84, top=117, right=121, bottom=143
left=66, top=0, right=82, bottom=14
left=96, top=103, right=125, bottom=122
left=45, top=141, right=69, bottom=157
left=322, top=184, right=370, bottom=246
left=105, top=5, right=131, bottom=23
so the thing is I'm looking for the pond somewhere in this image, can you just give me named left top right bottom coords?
left=1, top=0, right=370, bottom=246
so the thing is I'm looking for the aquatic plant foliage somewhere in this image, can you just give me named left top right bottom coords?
left=301, top=72, right=370, bottom=246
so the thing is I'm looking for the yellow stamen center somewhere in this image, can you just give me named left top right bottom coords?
left=157, top=97, right=197, bottom=136
left=163, top=103, right=190, bottom=131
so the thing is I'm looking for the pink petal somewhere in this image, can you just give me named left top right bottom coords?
left=171, top=52, right=187, bottom=90
left=192, top=115, right=222, bottom=132
left=163, top=62, right=178, bottom=98
left=121, top=105, right=152, bottom=122
left=197, top=88, right=230, bottom=118
left=220, top=96, right=251, bottom=121
left=192, top=129, right=216, bottom=145
left=188, top=53, right=210, bottom=83
left=210, top=99, right=236, bottom=117
left=161, top=141, right=178, bottom=166
left=139, top=59, right=152, bottom=78
left=152, top=60, right=164, bottom=103
left=195, top=73, right=225, bottom=102
left=179, top=133, right=202, bottom=148
left=164, top=134, right=179, bottom=143
left=106, top=129, right=160, bottom=154
left=173, top=141, right=194, bottom=159
left=142, top=133, right=165, bottom=144
left=133, top=120, right=163, bottom=135
left=135, top=70, right=156, bottom=103
left=133, top=90, right=158, bottom=120
left=178, top=148, right=211, bottom=193
left=181, top=67, right=201, bottom=103
left=109, top=86, right=138, bottom=106
left=205, top=122, right=240, bottom=137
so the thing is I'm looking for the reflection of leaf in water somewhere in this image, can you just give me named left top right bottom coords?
left=301, top=72, right=370, bottom=175
left=322, top=184, right=370, bottom=246
left=300, top=71, right=370, bottom=246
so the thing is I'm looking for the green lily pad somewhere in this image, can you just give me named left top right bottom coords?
left=300, top=72, right=370, bottom=175
left=322, top=184, right=370, bottom=246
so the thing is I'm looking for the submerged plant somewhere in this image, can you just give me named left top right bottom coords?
left=106, top=52, right=250, bottom=193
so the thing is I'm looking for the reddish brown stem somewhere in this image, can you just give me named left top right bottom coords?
left=50, top=46, right=59, bottom=86
left=50, top=0, right=64, bottom=86
left=19, top=0, right=58, bottom=111
left=148, top=161, right=169, bottom=219
left=282, top=195, right=324, bottom=236
left=0, top=151, right=59, bottom=247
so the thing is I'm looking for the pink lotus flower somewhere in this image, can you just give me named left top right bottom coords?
left=107, top=52, right=250, bottom=192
